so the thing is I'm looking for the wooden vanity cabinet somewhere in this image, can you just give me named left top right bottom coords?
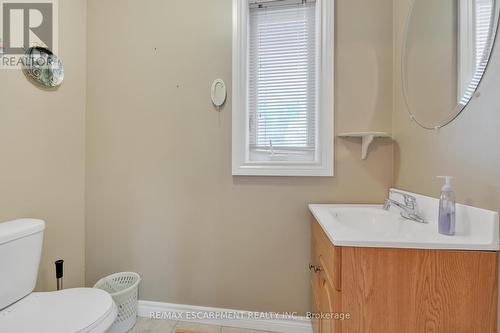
left=310, top=216, right=498, bottom=333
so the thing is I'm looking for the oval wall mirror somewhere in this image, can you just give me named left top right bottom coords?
left=402, top=0, right=499, bottom=129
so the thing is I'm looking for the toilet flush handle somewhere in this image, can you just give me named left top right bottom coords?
left=55, top=259, right=64, bottom=290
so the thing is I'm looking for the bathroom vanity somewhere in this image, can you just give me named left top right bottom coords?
left=309, top=190, right=499, bottom=332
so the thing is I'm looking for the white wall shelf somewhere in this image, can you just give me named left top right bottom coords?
left=338, top=132, right=392, bottom=160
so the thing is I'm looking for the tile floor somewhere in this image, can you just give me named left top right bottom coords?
left=130, top=317, right=278, bottom=333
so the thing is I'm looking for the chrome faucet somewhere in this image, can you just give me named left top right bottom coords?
left=383, top=190, right=426, bottom=223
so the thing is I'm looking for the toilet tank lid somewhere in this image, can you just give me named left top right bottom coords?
left=0, top=219, right=45, bottom=245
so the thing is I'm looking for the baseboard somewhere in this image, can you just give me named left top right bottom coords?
left=138, top=300, right=313, bottom=333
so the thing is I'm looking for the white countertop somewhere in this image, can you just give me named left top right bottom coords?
left=309, top=189, right=500, bottom=251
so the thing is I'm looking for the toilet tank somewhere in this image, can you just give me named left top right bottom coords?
left=0, top=219, right=45, bottom=310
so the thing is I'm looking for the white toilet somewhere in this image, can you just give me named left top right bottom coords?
left=0, top=219, right=117, bottom=333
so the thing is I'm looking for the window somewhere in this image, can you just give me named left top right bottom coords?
left=474, top=0, right=493, bottom=68
left=458, top=0, right=495, bottom=104
left=232, top=0, right=334, bottom=176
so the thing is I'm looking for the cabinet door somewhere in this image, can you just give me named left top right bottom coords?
left=319, top=274, right=334, bottom=333
left=311, top=221, right=321, bottom=333
left=319, top=261, right=342, bottom=333
left=312, top=220, right=342, bottom=292
left=311, top=270, right=321, bottom=333
left=341, top=247, right=498, bottom=332
left=312, top=217, right=343, bottom=333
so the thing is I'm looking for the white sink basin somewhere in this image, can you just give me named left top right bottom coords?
left=309, top=189, right=500, bottom=251
left=331, top=206, right=419, bottom=237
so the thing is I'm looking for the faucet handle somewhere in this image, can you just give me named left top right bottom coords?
left=387, top=190, right=426, bottom=223
left=403, top=194, right=417, bottom=208
left=389, top=189, right=417, bottom=209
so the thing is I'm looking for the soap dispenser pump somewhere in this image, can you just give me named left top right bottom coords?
left=437, top=176, right=455, bottom=235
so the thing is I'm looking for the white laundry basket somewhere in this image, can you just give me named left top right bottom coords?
left=94, top=272, right=141, bottom=333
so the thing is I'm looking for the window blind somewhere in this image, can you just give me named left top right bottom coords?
left=248, top=1, right=317, bottom=161
left=460, top=0, right=494, bottom=104
left=475, top=0, right=493, bottom=67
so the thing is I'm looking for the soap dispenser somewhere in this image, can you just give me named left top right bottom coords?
left=437, top=176, right=455, bottom=235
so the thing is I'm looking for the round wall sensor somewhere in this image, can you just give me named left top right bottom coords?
left=211, top=79, right=227, bottom=109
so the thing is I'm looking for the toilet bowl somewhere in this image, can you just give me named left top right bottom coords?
left=0, top=288, right=117, bottom=333
left=0, top=219, right=117, bottom=333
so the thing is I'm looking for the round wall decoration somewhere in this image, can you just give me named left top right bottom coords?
left=23, top=46, right=64, bottom=88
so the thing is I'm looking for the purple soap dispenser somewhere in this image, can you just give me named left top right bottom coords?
left=437, top=176, right=455, bottom=236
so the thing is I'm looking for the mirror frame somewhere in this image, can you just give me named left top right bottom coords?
left=401, top=0, right=500, bottom=129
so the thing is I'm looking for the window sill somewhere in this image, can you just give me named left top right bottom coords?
left=232, top=164, right=334, bottom=177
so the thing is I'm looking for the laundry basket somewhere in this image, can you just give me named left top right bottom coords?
left=94, top=272, right=141, bottom=333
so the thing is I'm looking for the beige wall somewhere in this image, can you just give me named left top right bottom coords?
left=0, top=0, right=86, bottom=290
left=85, top=0, right=393, bottom=313
left=403, top=0, right=457, bottom=127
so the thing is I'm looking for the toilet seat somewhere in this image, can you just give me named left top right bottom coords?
left=0, top=288, right=117, bottom=333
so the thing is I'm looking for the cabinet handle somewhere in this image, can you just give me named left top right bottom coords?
left=309, top=264, right=323, bottom=273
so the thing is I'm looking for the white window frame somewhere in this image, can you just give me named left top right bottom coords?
left=232, top=0, right=334, bottom=177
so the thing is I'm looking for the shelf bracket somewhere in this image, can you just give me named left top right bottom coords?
left=361, top=134, right=375, bottom=160
left=337, top=132, right=392, bottom=160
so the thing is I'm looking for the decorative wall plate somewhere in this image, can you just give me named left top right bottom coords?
left=23, top=46, right=64, bottom=88
left=211, top=79, right=227, bottom=108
